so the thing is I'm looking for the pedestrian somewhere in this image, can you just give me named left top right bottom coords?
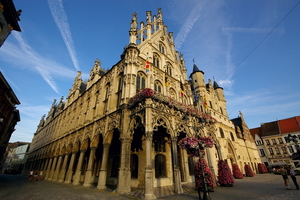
left=38, top=170, right=44, bottom=181
left=288, top=167, right=299, bottom=190
left=28, top=170, right=34, bottom=181
left=279, top=166, right=291, bottom=190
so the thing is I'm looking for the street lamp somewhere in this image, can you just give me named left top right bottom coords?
left=183, top=115, right=211, bottom=200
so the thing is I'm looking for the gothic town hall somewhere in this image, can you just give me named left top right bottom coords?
left=24, top=8, right=260, bottom=199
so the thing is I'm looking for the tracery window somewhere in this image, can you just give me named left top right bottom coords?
left=130, top=154, right=138, bottom=178
left=103, top=83, right=110, bottom=114
left=155, top=154, right=166, bottom=178
left=166, top=63, right=172, bottom=76
left=136, top=72, right=146, bottom=93
left=153, top=53, right=160, bottom=68
left=154, top=81, right=162, bottom=93
left=159, top=43, right=165, bottom=54
left=117, top=74, right=123, bottom=107
left=219, top=128, right=225, bottom=138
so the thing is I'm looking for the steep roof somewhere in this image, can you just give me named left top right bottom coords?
left=278, top=116, right=300, bottom=134
left=261, top=121, right=280, bottom=137
left=250, top=127, right=261, bottom=138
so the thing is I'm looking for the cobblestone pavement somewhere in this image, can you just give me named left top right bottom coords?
left=0, top=173, right=299, bottom=200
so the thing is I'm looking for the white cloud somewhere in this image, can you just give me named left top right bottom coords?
left=48, top=0, right=80, bottom=71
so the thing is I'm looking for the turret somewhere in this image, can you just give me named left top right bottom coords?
left=213, top=80, right=225, bottom=102
left=87, top=59, right=102, bottom=89
left=190, top=63, right=205, bottom=92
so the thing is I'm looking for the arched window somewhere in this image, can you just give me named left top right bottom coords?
left=111, top=156, right=119, bottom=177
left=220, top=128, right=225, bottom=138
left=188, top=156, right=195, bottom=175
left=153, top=53, right=160, bottom=68
left=117, top=74, right=123, bottom=107
left=159, top=43, right=165, bottom=54
left=153, top=134, right=166, bottom=152
left=103, top=83, right=110, bottom=114
left=155, top=154, right=166, bottom=178
left=166, top=63, right=172, bottom=76
left=136, top=72, right=146, bottom=93
left=154, top=81, right=162, bottom=93
left=230, top=132, right=235, bottom=141
left=130, top=154, right=138, bottom=178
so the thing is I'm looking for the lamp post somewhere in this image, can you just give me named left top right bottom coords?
left=183, top=115, right=211, bottom=200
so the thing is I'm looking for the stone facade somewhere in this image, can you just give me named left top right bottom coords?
left=24, top=8, right=260, bottom=199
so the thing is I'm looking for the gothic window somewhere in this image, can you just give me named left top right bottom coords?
left=136, top=72, right=146, bottom=93
left=130, top=154, right=138, bottom=178
left=219, top=128, right=225, bottom=138
left=111, top=156, right=120, bottom=177
left=155, top=154, right=166, bottom=178
left=154, top=81, right=162, bottom=93
left=159, top=43, right=165, bottom=54
left=153, top=53, right=160, bottom=68
left=103, top=83, right=110, bottom=115
left=166, top=64, right=172, bottom=76
left=188, top=156, right=195, bottom=175
left=230, top=132, right=235, bottom=141
left=117, top=74, right=123, bottom=107
left=153, top=134, right=166, bottom=152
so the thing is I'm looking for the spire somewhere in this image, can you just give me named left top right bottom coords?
left=190, top=63, right=204, bottom=78
left=213, top=80, right=223, bottom=90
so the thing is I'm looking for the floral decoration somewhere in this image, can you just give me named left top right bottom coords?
left=232, top=164, right=244, bottom=179
left=217, top=160, right=235, bottom=187
left=258, top=163, right=268, bottom=174
left=195, top=158, right=216, bottom=191
left=128, top=88, right=217, bottom=123
left=244, top=164, right=255, bottom=177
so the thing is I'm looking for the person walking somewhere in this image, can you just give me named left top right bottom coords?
left=279, top=166, right=291, bottom=190
left=28, top=170, right=34, bottom=181
left=289, top=167, right=299, bottom=190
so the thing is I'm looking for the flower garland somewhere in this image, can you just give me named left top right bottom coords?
left=128, top=88, right=217, bottom=123
left=179, top=136, right=214, bottom=152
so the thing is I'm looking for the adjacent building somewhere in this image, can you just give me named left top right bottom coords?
left=250, top=116, right=300, bottom=168
left=1, top=141, right=30, bottom=173
left=25, top=9, right=260, bottom=199
left=0, top=71, right=20, bottom=166
left=0, top=0, right=21, bottom=47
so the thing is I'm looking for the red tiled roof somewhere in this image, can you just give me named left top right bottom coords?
left=278, top=116, right=300, bottom=134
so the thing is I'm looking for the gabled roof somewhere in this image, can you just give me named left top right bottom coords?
left=278, top=116, right=300, bottom=134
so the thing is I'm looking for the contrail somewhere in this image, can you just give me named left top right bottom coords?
left=48, top=0, right=80, bottom=71
left=174, top=3, right=202, bottom=50
left=12, top=32, right=60, bottom=93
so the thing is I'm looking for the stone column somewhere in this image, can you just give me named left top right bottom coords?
left=143, top=131, right=157, bottom=200
left=45, top=157, right=53, bottom=180
left=65, top=151, right=77, bottom=184
left=171, top=137, right=183, bottom=194
left=48, top=156, right=58, bottom=181
left=97, top=143, right=110, bottom=190
left=73, top=149, right=86, bottom=185
left=58, top=153, right=70, bottom=182
left=116, top=138, right=132, bottom=194
left=83, top=147, right=96, bottom=187
left=52, top=155, right=63, bottom=181
left=179, top=148, right=187, bottom=182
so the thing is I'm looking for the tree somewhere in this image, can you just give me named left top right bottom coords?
left=217, top=160, right=235, bottom=186
left=232, top=164, right=244, bottom=179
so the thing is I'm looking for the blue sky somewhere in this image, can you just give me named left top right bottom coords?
left=1, top=0, right=300, bottom=143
